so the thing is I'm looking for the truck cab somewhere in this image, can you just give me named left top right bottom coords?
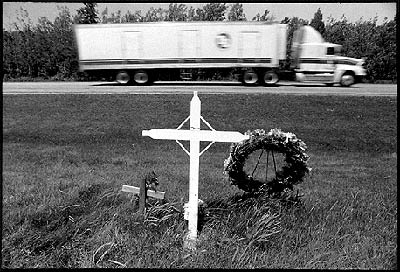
left=291, top=26, right=366, bottom=87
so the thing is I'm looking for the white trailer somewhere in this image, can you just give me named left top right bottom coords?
left=73, top=21, right=287, bottom=86
left=74, top=22, right=366, bottom=86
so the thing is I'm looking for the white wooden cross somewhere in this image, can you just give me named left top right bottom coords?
left=142, top=91, right=249, bottom=250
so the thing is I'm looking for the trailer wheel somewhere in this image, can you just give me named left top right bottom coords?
left=133, top=70, right=151, bottom=85
left=242, top=70, right=259, bottom=86
left=340, top=72, right=355, bottom=87
left=116, top=71, right=131, bottom=84
left=262, top=70, right=279, bottom=86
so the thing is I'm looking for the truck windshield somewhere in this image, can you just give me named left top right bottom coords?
left=327, top=47, right=335, bottom=55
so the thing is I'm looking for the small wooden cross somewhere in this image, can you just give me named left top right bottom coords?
left=121, top=181, right=165, bottom=213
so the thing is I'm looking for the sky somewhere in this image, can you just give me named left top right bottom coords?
left=2, top=2, right=397, bottom=30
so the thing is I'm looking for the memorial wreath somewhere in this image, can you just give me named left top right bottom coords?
left=224, top=128, right=311, bottom=194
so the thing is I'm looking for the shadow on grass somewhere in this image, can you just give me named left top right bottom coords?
left=3, top=181, right=301, bottom=268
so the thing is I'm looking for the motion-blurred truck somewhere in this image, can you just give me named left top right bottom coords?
left=290, top=25, right=366, bottom=87
left=73, top=21, right=366, bottom=87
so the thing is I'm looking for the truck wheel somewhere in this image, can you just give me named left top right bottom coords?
left=116, top=71, right=131, bottom=84
left=340, top=72, right=355, bottom=87
left=262, top=70, right=279, bottom=86
left=133, top=70, right=151, bottom=85
left=242, top=70, right=259, bottom=86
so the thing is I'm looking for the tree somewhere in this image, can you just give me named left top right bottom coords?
left=122, top=10, right=143, bottom=23
left=107, top=10, right=122, bottom=23
left=252, top=9, right=274, bottom=22
left=10, top=7, right=34, bottom=77
left=228, top=3, right=246, bottom=21
left=33, top=17, right=55, bottom=77
left=193, top=3, right=227, bottom=21
left=325, top=15, right=397, bottom=82
left=14, top=7, right=33, bottom=30
left=374, top=16, right=396, bottom=81
left=166, top=3, right=188, bottom=21
left=100, top=7, right=108, bottom=23
left=281, top=16, right=291, bottom=24
left=2, top=4, right=396, bottom=83
left=310, top=8, right=325, bottom=35
left=280, top=16, right=309, bottom=70
left=144, top=7, right=167, bottom=22
left=52, top=6, right=77, bottom=78
left=75, top=3, right=99, bottom=24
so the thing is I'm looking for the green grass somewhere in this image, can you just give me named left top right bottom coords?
left=2, top=93, right=397, bottom=268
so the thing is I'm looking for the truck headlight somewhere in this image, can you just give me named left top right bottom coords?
left=359, top=58, right=367, bottom=68
left=362, top=61, right=367, bottom=69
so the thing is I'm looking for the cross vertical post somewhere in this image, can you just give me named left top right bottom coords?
left=186, top=91, right=201, bottom=250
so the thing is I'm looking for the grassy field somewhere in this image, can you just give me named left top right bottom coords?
left=2, top=93, right=397, bottom=268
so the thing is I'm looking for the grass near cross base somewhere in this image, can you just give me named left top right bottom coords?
left=2, top=93, right=397, bottom=268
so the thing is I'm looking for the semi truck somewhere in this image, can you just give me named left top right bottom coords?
left=73, top=21, right=366, bottom=87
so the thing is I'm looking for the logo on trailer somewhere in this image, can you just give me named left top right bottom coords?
left=216, top=33, right=231, bottom=49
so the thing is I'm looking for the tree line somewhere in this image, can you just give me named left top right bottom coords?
left=2, top=3, right=397, bottom=83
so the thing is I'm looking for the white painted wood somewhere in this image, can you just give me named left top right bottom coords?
left=121, top=185, right=165, bottom=200
left=187, top=91, right=201, bottom=249
left=142, top=129, right=249, bottom=143
left=142, top=91, right=248, bottom=250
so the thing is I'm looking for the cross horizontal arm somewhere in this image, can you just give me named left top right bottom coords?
left=142, top=129, right=249, bottom=143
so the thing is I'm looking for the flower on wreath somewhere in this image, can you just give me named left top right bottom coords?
left=224, top=128, right=311, bottom=195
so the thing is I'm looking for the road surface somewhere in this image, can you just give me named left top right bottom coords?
left=2, top=81, right=397, bottom=96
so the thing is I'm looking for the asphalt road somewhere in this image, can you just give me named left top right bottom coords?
left=2, top=81, right=397, bottom=96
